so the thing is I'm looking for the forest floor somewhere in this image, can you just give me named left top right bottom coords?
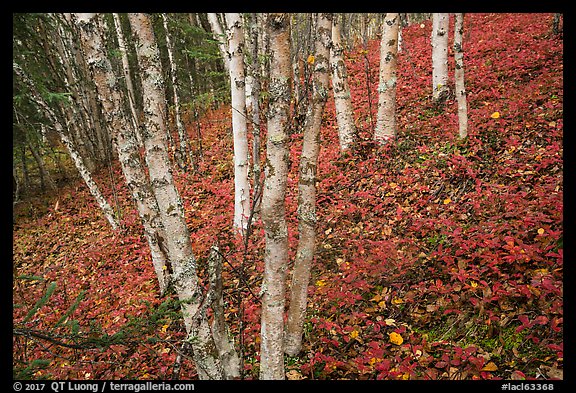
left=13, top=13, right=563, bottom=380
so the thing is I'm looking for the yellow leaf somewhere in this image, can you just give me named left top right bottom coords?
left=315, top=280, right=326, bottom=288
left=470, top=281, right=478, bottom=288
left=350, top=329, right=360, bottom=339
left=392, top=297, right=404, bottom=305
left=533, top=268, right=549, bottom=275
left=537, top=228, right=545, bottom=235
left=443, top=197, right=452, bottom=205
left=161, top=323, right=170, bottom=333
left=490, top=111, right=500, bottom=119
left=389, top=332, right=404, bottom=345
left=307, top=54, right=315, bottom=64
left=482, top=361, right=498, bottom=372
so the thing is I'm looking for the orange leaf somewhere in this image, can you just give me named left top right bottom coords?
left=389, top=332, right=404, bottom=345
left=482, top=361, right=498, bottom=372
left=307, top=54, right=315, bottom=64
left=490, top=111, right=500, bottom=119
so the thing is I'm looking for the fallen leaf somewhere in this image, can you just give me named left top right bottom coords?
left=537, top=228, right=545, bottom=235
left=491, top=111, right=500, bottom=119
left=443, top=197, right=451, bottom=205
left=511, top=370, right=526, bottom=380
left=286, top=369, right=304, bottom=380
left=307, top=54, right=315, bottom=64
left=481, top=361, right=498, bottom=372
left=389, top=332, right=404, bottom=345
left=543, top=366, right=563, bottom=380
left=384, top=318, right=396, bottom=326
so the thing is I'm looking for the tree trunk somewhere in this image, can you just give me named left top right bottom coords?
left=112, top=13, right=143, bottom=146
left=74, top=12, right=171, bottom=295
left=330, top=13, right=356, bottom=151
left=14, top=110, right=57, bottom=193
left=161, top=13, right=190, bottom=170
left=18, top=145, right=30, bottom=194
left=245, top=12, right=262, bottom=203
left=259, top=12, right=292, bottom=380
left=128, top=13, right=239, bottom=380
left=13, top=61, right=119, bottom=231
left=374, top=13, right=400, bottom=144
left=207, top=13, right=230, bottom=74
left=226, top=13, right=251, bottom=234
left=28, top=137, right=57, bottom=193
left=454, top=13, right=468, bottom=139
left=284, top=13, right=332, bottom=358
left=432, top=13, right=450, bottom=104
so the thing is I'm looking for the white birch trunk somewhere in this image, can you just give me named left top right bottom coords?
left=207, top=13, right=230, bottom=74
left=330, top=13, right=356, bottom=151
left=13, top=61, right=119, bottom=231
left=226, top=13, right=251, bottom=233
left=259, top=13, right=292, bottom=381
left=454, top=13, right=468, bottom=139
left=374, top=13, right=400, bottom=144
left=161, top=13, right=189, bottom=169
left=74, top=12, right=170, bottom=294
left=129, top=13, right=239, bottom=380
left=245, top=13, right=261, bottom=192
left=285, top=13, right=332, bottom=358
left=432, top=13, right=450, bottom=104
left=112, top=13, right=142, bottom=146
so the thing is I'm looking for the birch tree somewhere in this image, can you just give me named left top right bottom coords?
left=285, top=13, right=332, bottom=358
left=162, top=13, right=190, bottom=169
left=454, top=13, right=468, bottom=139
left=431, top=13, right=450, bottom=104
left=259, top=12, right=292, bottom=380
left=128, top=13, right=239, bottom=380
left=374, top=13, right=400, bottom=144
left=245, top=12, right=262, bottom=199
left=330, top=13, right=356, bottom=151
left=73, top=12, right=170, bottom=294
left=207, top=13, right=230, bottom=74
left=112, top=13, right=142, bottom=146
left=226, top=13, right=251, bottom=233
left=13, top=61, right=119, bottom=231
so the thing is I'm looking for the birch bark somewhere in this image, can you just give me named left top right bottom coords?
left=112, top=13, right=142, bottom=145
left=128, top=13, right=238, bottom=380
left=330, top=13, right=356, bottom=151
left=454, top=13, right=468, bottom=139
left=432, top=13, right=450, bottom=104
left=259, top=12, right=292, bottom=380
left=284, top=13, right=332, bottom=357
left=207, top=13, right=230, bottom=74
left=13, top=61, right=119, bottom=231
left=161, top=13, right=190, bottom=169
left=74, top=12, right=170, bottom=294
left=374, top=13, right=400, bottom=144
left=226, top=13, right=251, bottom=233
